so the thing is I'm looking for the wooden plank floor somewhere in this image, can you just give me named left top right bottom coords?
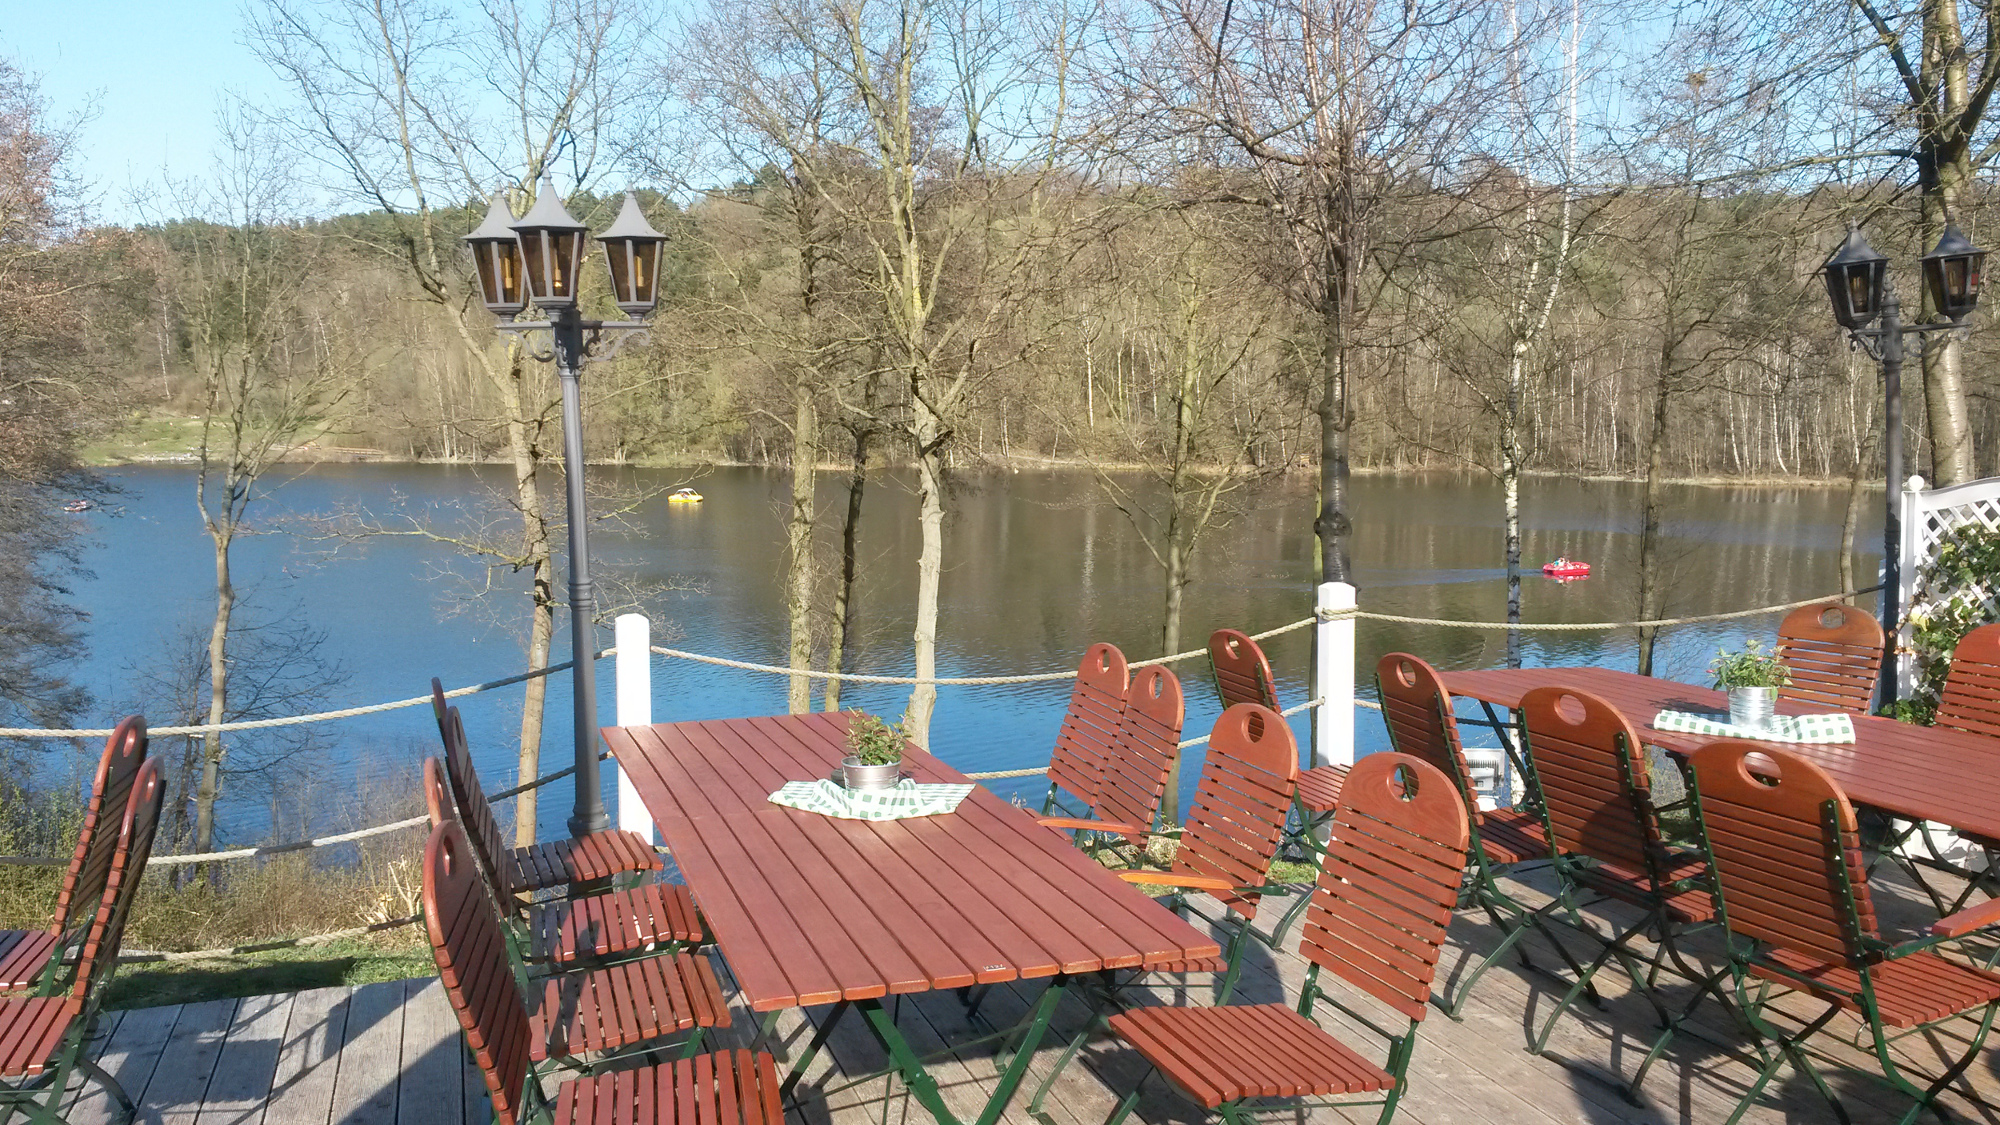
left=58, top=862, right=2000, bottom=1125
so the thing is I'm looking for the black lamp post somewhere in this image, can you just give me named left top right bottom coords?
left=466, top=180, right=666, bottom=838
left=1822, top=223, right=1986, bottom=707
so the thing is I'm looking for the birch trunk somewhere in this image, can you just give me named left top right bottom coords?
left=787, top=382, right=818, bottom=713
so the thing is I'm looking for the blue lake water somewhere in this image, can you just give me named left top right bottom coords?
left=55, top=464, right=1877, bottom=845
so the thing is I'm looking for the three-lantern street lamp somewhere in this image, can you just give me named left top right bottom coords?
left=1821, top=223, right=1986, bottom=706
left=465, top=178, right=665, bottom=838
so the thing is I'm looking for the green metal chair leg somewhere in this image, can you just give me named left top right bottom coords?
left=779, top=999, right=852, bottom=1103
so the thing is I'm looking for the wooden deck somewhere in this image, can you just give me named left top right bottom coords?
left=60, top=864, right=2000, bottom=1125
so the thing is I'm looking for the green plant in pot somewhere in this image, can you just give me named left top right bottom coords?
left=1709, top=639, right=1791, bottom=731
left=842, top=714, right=906, bottom=791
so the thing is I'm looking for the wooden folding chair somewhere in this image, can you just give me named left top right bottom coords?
left=1357, top=654, right=1567, bottom=1019
left=1211, top=628, right=1343, bottom=854
left=1688, top=740, right=2000, bottom=1125
left=422, top=757, right=704, bottom=968
left=1037, top=665, right=1183, bottom=847
left=1775, top=600, right=1885, bottom=714
left=0, top=717, right=147, bottom=994
left=0, top=757, right=165, bottom=1125
left=423, top=822, right=772, bottom=1125
left=1038, top=644, right=1129, bottom=820
left=1513, top=685, right=1724, bottom=1090
left=430, top=679, right=661, bottom=900
left=1115, top=702, right=1299, bottom=1001
left=1097, top=751, right=1470, bottom=1125
left=1900, top=623, right=2000, bottom=911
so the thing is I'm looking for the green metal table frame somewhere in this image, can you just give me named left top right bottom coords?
left=769, top=975, right=1070, bottom=1125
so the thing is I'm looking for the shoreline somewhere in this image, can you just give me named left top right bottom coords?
left=88, top=448, right=1880, bottom=490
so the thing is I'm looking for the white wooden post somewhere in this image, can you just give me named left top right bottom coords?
left=1315, top=582, right=1357, bottom=768
left=1896, top=475, right=1926, bottom=697
left=613, top=613, right=655, bottom=842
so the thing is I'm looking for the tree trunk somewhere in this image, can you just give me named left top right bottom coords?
left=904, top=411, right=946, bottom=748
left=192, top=528, right=234, bottom=878
left=1504, top=339, right=1526, bottom=668
left=824, top=419, right=873, bottom=713
left=1635, top=364, right=1672, bottom=676
left=1312, top=290, right=1352, bottom=584
left=787, top=381, right=818, bottom=713
left=495, top=351, right=555, bottom=848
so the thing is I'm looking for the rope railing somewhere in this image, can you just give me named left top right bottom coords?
left=0, top=586, right=1869, bottom=869
left=648, top=617, right=1319, bottom=685
left=0, top=656, right=601, bottom=740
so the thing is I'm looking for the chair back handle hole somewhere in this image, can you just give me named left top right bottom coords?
left=1554, top=693, right=1587, bottom=725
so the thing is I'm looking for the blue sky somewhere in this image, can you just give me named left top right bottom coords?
left=5, top=0, right=284, bottom=224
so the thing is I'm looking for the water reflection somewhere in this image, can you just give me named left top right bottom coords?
left=72, top=465, right=1877, bottom=838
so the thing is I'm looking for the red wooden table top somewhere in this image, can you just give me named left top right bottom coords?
left=603, top=711, right=1222, bottom=1013
left=1441, top=666, right=2000, bottom=840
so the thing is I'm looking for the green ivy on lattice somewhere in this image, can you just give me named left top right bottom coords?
left=1893, top=524, right=2000, bottom=724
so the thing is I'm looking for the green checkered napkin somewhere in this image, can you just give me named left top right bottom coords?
left=1652, top=710, right=1856, bottom=744
left=768, top=778, right=975, bottom=820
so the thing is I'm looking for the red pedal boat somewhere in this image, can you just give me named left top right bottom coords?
left=1542, top=558, right=1590, bottom=578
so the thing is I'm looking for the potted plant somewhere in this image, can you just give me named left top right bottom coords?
left=841, top=713, right=906, bottom=791
left=1709, top=640, right=1791, bottom=730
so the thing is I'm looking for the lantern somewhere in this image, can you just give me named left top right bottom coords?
left=511, top=176, right=590, bottom=311
left=597, top=192, right=667, bottom=317
left=1921, top=223, right=1986, bottom=322
left=463, top=194, right=526, bottom=320
left=1822, top=227, right=1889, bottom=331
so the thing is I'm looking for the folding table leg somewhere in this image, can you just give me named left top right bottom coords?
left=778, top=999, right=852, bottom=1103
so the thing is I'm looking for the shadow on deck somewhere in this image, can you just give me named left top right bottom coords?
left=60, top=862, right=2000, bottom=1125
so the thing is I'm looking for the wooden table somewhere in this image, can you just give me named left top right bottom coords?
left=603, top=710, right=1221, bottom=1125
left=1440, top=665, right=2000, bottom=842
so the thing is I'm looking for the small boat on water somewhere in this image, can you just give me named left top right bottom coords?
left=1542, top=557, right=1590, bottom=578
left=62, top=499, right=92, bottom=513
left=668, top=488, right=704, bottom=505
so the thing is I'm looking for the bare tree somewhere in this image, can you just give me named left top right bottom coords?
left=155, top=110, right=355, bottom=865
left=247, top=0, right=651, bottom=842
left=1098, top=0, right=1528, bottom=597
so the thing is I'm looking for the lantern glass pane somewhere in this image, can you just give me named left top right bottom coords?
left=550, top=231, right=575, bottom=298
left=605, top=240, right=633, bottom=304
left=1848, top=270, right=1872, bottom=317
left=474, top=244, right=501, bottom=307
left=498, top=243, right=522, bottom=306
left=520, top=230, right=549, bottom=300
left=633, top=241, right=659, bottom=305
left=1949, top=258, right=1968, bottom=301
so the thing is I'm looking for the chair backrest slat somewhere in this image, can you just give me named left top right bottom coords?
left=1046, top=645, right=1128, bottom=813
left=1936, top=623, right=2000, bottom=739
left=1775, top=602, right=1885, bottom=714
left=1689, top=741, right=1876, bottom=968
left=53, top=717, right=148, bottom=941
left=1208, top=629, right=1280, bottom=711
left=1519, top=687, right=1659, bottom=879
left=1175, top=704, right=1298, bottom=920
left=1297, top=752, right=1469, bottom=1022
left=432, top=679, right=517, bottom=900
left=424, top=822, right=533, bottom=1125
left=70, top=758, right=164, bottom=1002
left=1096, top=666, right=1184, bottom=836
left=1376, top=654, right=1486, bottom=828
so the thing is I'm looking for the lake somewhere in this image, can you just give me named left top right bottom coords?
left=58, top=464, right=1877, bottom=844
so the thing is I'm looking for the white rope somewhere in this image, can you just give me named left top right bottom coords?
left=1342, top=587, right=1881, bottom=632
left=117, top=914, right=422, bottom=964
left=0, top=654, right=605, bottom=739
left=141, top=815, right=431, bottom=867
left=651, top=617, right=1319, bottom=685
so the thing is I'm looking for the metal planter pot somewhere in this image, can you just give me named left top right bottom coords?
left=840, top=756, right=902, bottom=791
left=1727, top=686, right=1778, bottom=731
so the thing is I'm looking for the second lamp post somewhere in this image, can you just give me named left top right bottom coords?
left=1821, top=222, right=1986, bottom=706
left=464, top=178, right=666, bottom=837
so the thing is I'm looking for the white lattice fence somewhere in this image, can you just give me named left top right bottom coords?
left=1897, top=473, right=2000, bottom=694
